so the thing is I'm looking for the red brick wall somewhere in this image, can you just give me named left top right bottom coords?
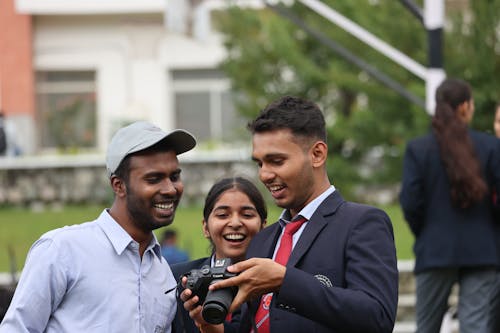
left=0, top=0, right=34, bottom=117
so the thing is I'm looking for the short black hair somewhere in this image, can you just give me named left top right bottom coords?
left=247, top=96, right=327, bottom=144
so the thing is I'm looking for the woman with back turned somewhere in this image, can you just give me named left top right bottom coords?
left=400, top=78, right=500, bottom=333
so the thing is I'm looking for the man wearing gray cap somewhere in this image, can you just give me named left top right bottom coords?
left=0, top=121, right=196, bottom=333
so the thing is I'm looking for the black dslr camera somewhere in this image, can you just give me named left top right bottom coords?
left=184, top=258, right=238, bottom=324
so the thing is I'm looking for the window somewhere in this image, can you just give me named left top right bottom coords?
left=172, top=69, right=245, bottom=143
left=36, top=71, right=97, bottom=151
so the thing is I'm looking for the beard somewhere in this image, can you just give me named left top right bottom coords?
left=125, top=186, right=177, bottom=233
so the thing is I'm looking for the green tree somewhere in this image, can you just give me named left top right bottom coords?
left=216, top=1, right=499, bottom=200
left=445, top=0, right=500, bottom=131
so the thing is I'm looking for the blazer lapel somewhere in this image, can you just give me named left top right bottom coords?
left=252, top=223, right=282, bottom=259
left=287, top=191, right=344, bottom=266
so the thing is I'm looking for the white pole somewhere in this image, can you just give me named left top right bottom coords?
left=298, top=0, right=428, bottom=80
left=424, top=0, right=446, bottom=115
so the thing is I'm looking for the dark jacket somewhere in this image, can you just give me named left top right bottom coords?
left=400, top=130, right=500, bottom=273
left=238, top=191, right=398, bottom=333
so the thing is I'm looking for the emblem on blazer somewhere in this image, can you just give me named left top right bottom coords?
left=262, top=293, right=273, bottom=310
left=315, top=274, right=333, bottom=287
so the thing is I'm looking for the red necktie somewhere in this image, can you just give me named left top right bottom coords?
left=253, top=217, right=307, bottom=333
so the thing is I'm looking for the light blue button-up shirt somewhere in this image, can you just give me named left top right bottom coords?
left=0, top=209, right=177, bottom=333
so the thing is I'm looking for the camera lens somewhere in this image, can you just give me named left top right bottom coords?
left=202, top=302, right=227, bottom=324
left=202, top=282, right=235, bottom=324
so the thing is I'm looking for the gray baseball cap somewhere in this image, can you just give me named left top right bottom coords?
left=106, top=121, right=196, bottom=176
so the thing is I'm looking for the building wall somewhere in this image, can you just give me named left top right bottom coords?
left=0, top=0, right=35, bottom=154
left=1, top=0, right=262, bottom=156
left=32, top=13, right=227, bottom=153
left=0, top=0, right=34, bottom=116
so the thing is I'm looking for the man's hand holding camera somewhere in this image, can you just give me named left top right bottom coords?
left=181, top=258, right=237, bottom=324
left=179, top=258, right=236, bottom=333
left=179, top=257, right=286, bottom=332
left=208, top=258, right=286, bottom=313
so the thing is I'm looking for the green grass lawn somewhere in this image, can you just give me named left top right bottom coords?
left=0, top=203, right=414, bottom=273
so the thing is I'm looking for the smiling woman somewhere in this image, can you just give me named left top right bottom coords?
left=170, top=176, right=267, bottom=333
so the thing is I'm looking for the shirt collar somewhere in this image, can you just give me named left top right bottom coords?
left=98, top=209, right=163, bottom=260
left=150, top=234, right=162, bottom=260
left=279, top=185, right=336, bottom=224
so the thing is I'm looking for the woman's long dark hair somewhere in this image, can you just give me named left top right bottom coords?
left=432, top=78, right=487, bottom=209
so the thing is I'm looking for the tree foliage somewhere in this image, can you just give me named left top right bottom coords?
left=445, top=0, right=500, bottom=130
left=215, top=0, right=500, bottom=200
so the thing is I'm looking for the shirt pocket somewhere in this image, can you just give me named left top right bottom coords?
left=152, top=292, right=176, bottom=333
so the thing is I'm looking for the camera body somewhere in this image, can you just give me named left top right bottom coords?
left=184, top=258, right=237, bottom=324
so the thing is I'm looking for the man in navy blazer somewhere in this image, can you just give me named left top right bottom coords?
left=203, top=96, right=398, bottom=333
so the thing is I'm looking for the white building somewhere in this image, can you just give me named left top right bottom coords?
left=1, top=0, right=263, bottom=156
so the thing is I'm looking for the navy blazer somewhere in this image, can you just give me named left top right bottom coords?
left=171, top=258, right=240, bottom=333
left=400, top=130, right=500, bottom=273
left=238, top=191, right=398, bottom=333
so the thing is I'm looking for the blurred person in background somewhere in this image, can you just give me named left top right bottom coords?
left=0, top=121, right=196, bottom=332
left=400, top=78, right=500, bottom=333
left=0, top=110, right=22, bottom=156
left=161, top=229, right=190, bottom=265
left=0, top=111, right=7, bottom=156
left=494, top=102, right=500, bottom=138
left=491, top=102, right=500, bottom=333
left=172, top=176, right=267, bottom=333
